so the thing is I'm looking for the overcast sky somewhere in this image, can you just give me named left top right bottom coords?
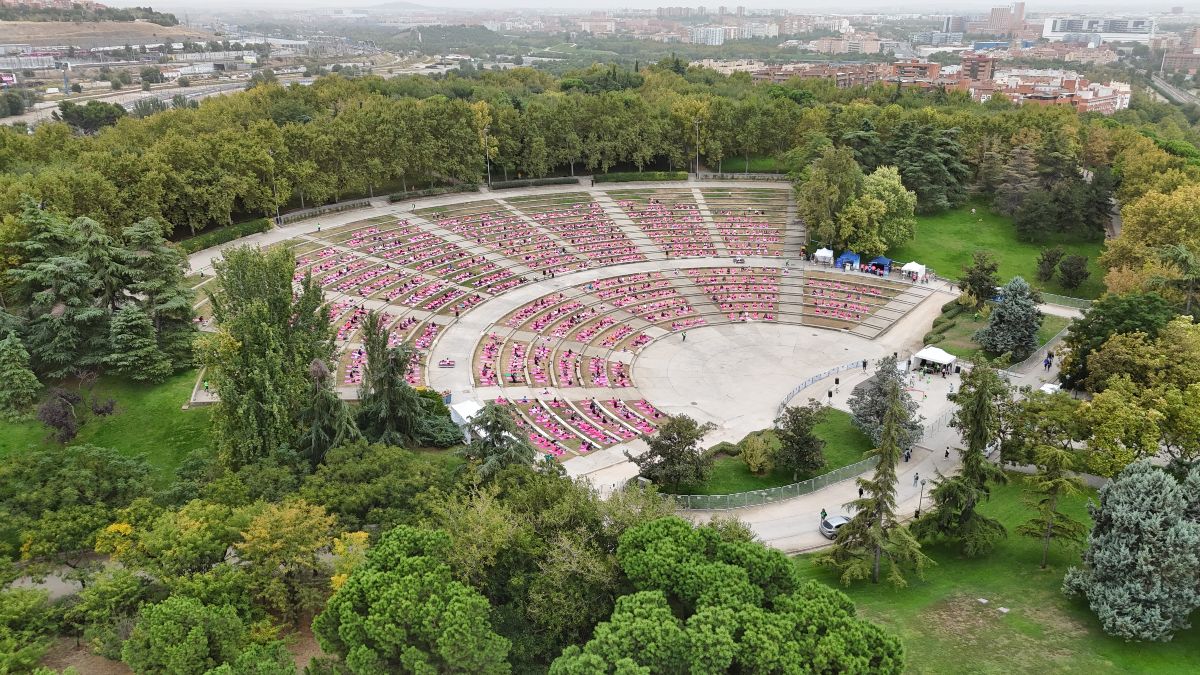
left=107, top=0, right=1186, bottom=15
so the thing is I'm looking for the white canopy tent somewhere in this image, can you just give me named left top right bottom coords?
left=814, top=248, right=834, bottom=265
left=450, top=400, right=484, bottom=442
left=901, top=261, right=926, bottom=276
left=914, top=345, right=956, bottom=367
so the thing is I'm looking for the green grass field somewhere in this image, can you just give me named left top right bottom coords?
left=796, top=474, right=1200, bottom=673
left=889, top=202, right=1107, bottom=299
left=0, top=371, right=212, bottom=484
left=936, top=312, right=1071, bottom=361
left=677, top=409, right=874, bottom=495
left=717, top=155, right=786, bottom=173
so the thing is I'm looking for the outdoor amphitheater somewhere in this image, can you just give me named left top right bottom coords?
left=190, top=182, right=961, bottom=549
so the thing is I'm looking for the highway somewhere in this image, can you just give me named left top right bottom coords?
left=1150, top=74, right=1199, bottom=105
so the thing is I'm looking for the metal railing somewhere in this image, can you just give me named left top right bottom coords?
left=1040, top=293, right=1092, bottom=310
left=669, top=456, right=879, bottom=510
left=277, top=198, right=373, bottom=225
left=674, top=377, right=958, bottom=511
left=999, top=324, right=1072, bottom=379
left=697, top=172, right=791, bottom=182
left=776, top=359, right=865, bottom=415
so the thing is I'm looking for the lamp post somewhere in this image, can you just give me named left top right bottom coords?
left=692, top=118, right=701, bottom=175
left=483, top=125, right=492, bottom=188
left=916, top=478, right=927, bottom=518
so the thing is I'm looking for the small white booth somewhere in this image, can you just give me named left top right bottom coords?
left=913, top=345, right=956, bottom=372
left=901, top=261, right=926, bottom=281
left=450, top=400, right=484, bottom=442
left=814, top=248, right=834, bottom=266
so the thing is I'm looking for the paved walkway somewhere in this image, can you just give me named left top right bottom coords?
left=682, top=334, right=1071, bottom=554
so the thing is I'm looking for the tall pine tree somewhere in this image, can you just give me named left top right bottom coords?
left=356, top=310, right=427, bottom=447
left=994, top=145, right=1039, bottom=216
left=820, top=381, right=931, bottom=586
left=0, top=331, right=41, bottom=419
left=122, top=218, right=195, bottom=368
left=974, top=277, right=1043, bottom=361
left=106, top=304, right=172, bottom=383
left=296, top=359, right=361, bottom=467
left=912, top=363, right=1009, bottom=556
left=1017, top=445, right=1087, bottom=569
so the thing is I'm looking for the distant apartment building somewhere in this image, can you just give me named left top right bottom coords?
left=740, top=22, right=779, bottom=39
left=960, top=52, right=997, bottom=80
left=1163, top=51, right=1200, bottom=73
left=749, top=62, right=888, bottom=88
left=779, top=17, right=812, bottom=35
left=913, top=31, right=964, bottom=46
left=942, top=16, right=967, bottom=33
left=967, top=3, right=1025, bottom=37
left=980, top=69, right=1131, bottom=113
left=892, top=59, right=941, bottom=79
left=578, top=19, right=616, bottom=34
left=1041, top=16, right=1156, bottom=44
left=690, top=26, right=725, bottom=45
left=812, top=32, right=882, bottom=55
left=656, top=6, right=697, bottom=18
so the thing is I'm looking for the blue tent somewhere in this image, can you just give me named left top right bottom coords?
left=869, top=256, right=892, bottom=271
left=836, top=252, right=861, bottom=268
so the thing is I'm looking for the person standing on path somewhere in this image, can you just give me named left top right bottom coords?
left=820, top=508, right=827, bottom=522
left=1043, top=356, right=1052, bottom=372
left=682, top=331, right=687, bottom=342
left=913, top=473, right=920, bottom=487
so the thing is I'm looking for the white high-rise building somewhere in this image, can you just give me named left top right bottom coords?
left=1042, top=16, right=1156, bottom=44
left=690, top=26, right=726, bottom=45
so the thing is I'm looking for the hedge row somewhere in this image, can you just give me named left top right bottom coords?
left=489, top=177, right=579, bottom=190
left=593, top=171, right=688, bottom=183
left=178, top=218, right=271, bottom=254
left=387, top=184, right=480, bottom=202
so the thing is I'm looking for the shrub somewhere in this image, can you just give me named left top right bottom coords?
left=705, top=441, right=739, bottom=458
left=178, top=219, right=271, bottom=254
left=593, top=171, right=688, bottom=183
left=923, top=332, right=945, bottom=344
left=741, top=435, right=774, bottom=475
left=489, top=177, right=578, bottom=189
left=1036, top=246, right=1065, bottom=282
left=1058, top=254, right=1091, bottom=291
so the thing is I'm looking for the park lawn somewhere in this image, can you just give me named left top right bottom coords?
left=937, top=312, right=1071, bottom=361
left=719, top=155, right=786, bottom=173
left=888, top=202, right=1107, bottom=299
left=795, top=474, right=1200, bottom=674
left=0, top=370, right=212, bottom=484
left=677, top=409, right=874, bottom=495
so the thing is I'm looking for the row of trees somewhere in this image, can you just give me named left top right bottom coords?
left=3, top=60, right=1195, bottom=257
